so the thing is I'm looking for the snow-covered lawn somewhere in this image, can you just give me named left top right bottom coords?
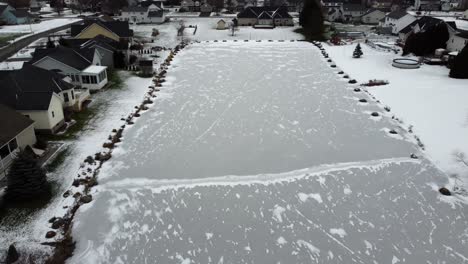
left=326, top=44, right=468, bottom=186
left=68, top=42, right=467, bottom=263
left=0, top=18, right=80, bottom=40
left=0, top=72, right=152, bottom=261
left=132, top=18, right=303, bottom=48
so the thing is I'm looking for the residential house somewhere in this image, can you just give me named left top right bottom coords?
left=0, top=3, right=33, bottom=25
left=71, top=20, right=134, bottom=48
left=180, top=0, right=201, bottom=11
left=120, top=4, right=165, bottom=24
left=326, top=8, right=344, bottom=22
left=30, top=46, right=108, bottom=91
left=237, top=6, right=294, bottom=26
left=414, top=0, right=441, bottom=10
left=447, top=31, right=468, bottom=52
left=0, top=104, right=37, bottom=178
left=0, top=65, right=84, bottom=134
left=61, top=35, right=118, bottom=69
left=360, top=8, right=385, bottom=24
left=217, top=19, right=226, bottom=29
left=370, top=0, right=393, bottom=9
left=29, top=0, right=43, bottom=13
left=342, top=3, right=366, bottom=22
left=398, top=16, right=443, bottom=42
left=382, top=10, right=416, bottom=34
left=139, top=0, right=166, bottom=8
left=447, top=22, right=468, bottom=52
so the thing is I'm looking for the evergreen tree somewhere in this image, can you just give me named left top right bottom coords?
left=449, top=44, right=468, bottom=79
left=299, top=0, right=324, bottom=37
left=353, top=43, right=363, bottom=58
left=5, top=151, right=51, bottom=202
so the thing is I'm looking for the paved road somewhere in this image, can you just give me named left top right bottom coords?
left=0, top=20, right=82, bottom=62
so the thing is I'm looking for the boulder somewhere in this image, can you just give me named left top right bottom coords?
left=45, top=231, right=57, bottom=239
left=439, top=187, right=451, bottom=196
left=80, top=195, right=93, bottom=204
left=51, top=218, right=65, bottom=229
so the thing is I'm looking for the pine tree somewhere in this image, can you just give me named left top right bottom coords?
left=299, top=0, right=324, bottom=37
left=449, top=44, right=468, bottom=79
left=353, top=43, right=363, bottom=58
left=5, top=151, right=51, bottom=202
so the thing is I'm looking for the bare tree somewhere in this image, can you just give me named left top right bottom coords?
left=451, top=151, right=468, bottom=195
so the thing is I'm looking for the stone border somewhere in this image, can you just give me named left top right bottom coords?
left=311, top=40, right=423, bottom=158
left=41, top=41, right=191, bottom=263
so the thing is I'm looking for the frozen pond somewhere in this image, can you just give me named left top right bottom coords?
left=70, top=42, right=468, bottom=263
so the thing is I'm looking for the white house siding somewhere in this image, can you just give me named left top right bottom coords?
left=238, top=18, right=258, bottom=26
left=463, top=10, right=468, bottom=20
left=33, top=57, right=82, bottom=84
left=20, top=94, right=65, bottom=134
left=447, top=35, right=468, bottom=52
left=258, top=19, right=273, bottom=25
left=121, top=11, right=147, bottom=23
left=58, top=89, right=77, bottom=109
left=120, top=10, right=165, bottom=24
left=16, top=124, right=37, bottom=149
left=274, top=18, right=294, bottom=26
left=361, top=10, right=385, bottom=24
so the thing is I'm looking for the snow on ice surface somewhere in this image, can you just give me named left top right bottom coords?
left=325, top=44, right=468, bottom=183
left=69, top=42, right=468, bottom=263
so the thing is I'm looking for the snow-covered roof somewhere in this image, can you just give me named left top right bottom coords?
left=0, top=61, right=24, bottom=71
left=82, top=65, right=107, bottom=74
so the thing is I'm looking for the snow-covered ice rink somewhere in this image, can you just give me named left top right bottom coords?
left=70, top=42, right=468, bottom=263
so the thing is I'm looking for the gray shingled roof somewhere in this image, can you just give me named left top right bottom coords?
left=0, top=65, right=74, bottom=111
left=0, top=104, right=34, bottom=147
left=30, top=46, right=94, bottom=71
left=387, top=10, right=408, bottom=19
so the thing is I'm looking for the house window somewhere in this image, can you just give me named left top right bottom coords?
left=71, top=90, right=75, bottom=100
left=64, top=92, right=69, bottom=102
left=82, top=75, right=90, bottom=84
left=52, top=111, right=55, bottom=118
left=98, top=71, right=107, bottom=82
left=0, top=144, right=9, bottom=159
left=90, top=75, right=97, bottom=84
left=8, top=139, right=17, bottom=152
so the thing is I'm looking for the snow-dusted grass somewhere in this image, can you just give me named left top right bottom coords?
left=326, top=43, right=468, bottom=187
left=0, top=71, right=152, bottom=261
left=132, top=18, right=303, bottom=48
